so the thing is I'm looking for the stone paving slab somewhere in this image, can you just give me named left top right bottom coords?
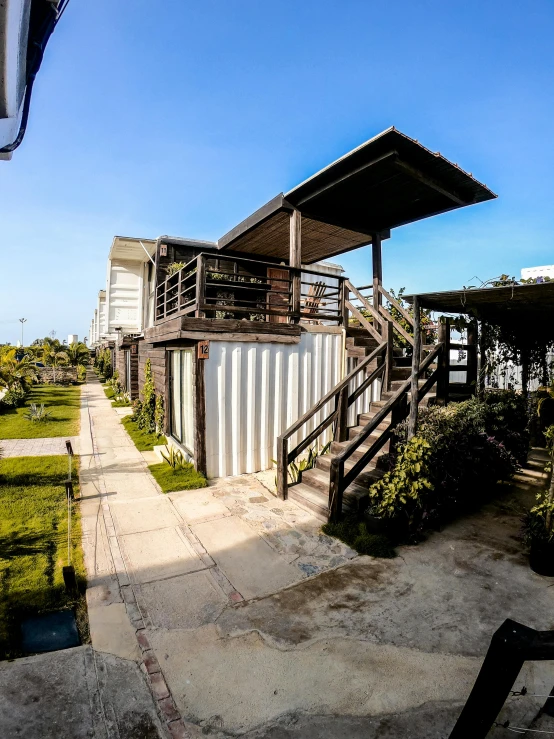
left=0, top=435, right=79, bottom=457
left=192, top=516, right=301, bottom=600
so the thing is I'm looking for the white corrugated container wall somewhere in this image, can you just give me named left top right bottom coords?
left=204, top=329, right=354, bottom=478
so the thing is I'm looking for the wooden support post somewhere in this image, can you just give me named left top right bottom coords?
left=522, top=348, right=529, bottom=396
left=477, top=321, right=487, bottom=397
left=276, top=437, right=288, bottom=499
left=334, top=385, right=349, bottom=442
left=436, top=318, right=450, bottom=406
left=290, top=210, right=302, bottom=323
left=328, top=457, right=344, bottom=523
left=194, top=351, right=207, bottom=475
left=384, top=319, right=394, bottom=393
left=407, top=296, right=421, bottom=440
left=466, top=320, right=478, bottom=394
left=341, top=280, right=349, bottom=327
left=371, top=233, right=383, bottom=335
left=195, top=255, right=206, bottom=318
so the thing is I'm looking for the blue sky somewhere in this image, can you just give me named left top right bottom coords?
left=1, top=0, right=554, bottom=344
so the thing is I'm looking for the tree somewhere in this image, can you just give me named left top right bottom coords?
left=66, top=342, right=90, bottom=368
left=0, top=348, right=38, bottom=391
left=41, top=344, right=69, bottom=383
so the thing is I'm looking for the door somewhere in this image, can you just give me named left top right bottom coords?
left=267, top=267, right=290, bottom=323
left=170, top=349, right=194, bottom=454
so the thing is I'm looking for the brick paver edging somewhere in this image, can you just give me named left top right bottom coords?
left=82, top=383, right=193, bottom=739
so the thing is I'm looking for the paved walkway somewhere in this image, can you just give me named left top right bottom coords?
left=79, top=372, right=554, bottom=738
left=0, top=435, right=80, bottom=457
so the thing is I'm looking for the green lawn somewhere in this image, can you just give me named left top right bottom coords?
left=121, top=415, right=166, bottom=451
left=0, top=385, right=81, bottom=439
left=0, top=455, right=87, bottom=659
left=103, top=386, right=115, bottom=399
left=149, top=461, right=207, bottom=493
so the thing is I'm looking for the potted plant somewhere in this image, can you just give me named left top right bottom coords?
left=523, top=425, right=554, bottom=576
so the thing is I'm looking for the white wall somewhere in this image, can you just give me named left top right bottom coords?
left=106, top=260, right=144, bottom=334
left=204, top=329, right=347, bottom=478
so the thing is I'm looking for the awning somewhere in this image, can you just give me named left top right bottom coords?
left=109, top=236, right=157, bottom=262
left=404, top=282, right=554, bottom=326
left=218, top=128, right=496, bottom=264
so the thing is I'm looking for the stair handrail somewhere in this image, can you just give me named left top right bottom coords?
left=347, top=280, right=416, bottom=347
left=328, top=341, right=444, bottom=521
left=276, top=341, right=387, bottom=500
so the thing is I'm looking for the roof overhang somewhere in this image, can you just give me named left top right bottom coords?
left=1, top=0, right=66, bottom=159
left=218, top=128, right=496, bottom=263
left=109, top=236, right=157, bottom=262
left=405, top=282, right=554, bottom=327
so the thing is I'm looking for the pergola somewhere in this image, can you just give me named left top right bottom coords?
left=217, top=127, right=496, bottom=315
left=404, top=281, right=554, bottom=418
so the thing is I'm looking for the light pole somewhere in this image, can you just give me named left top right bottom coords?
left=19, top=318, right=27, bottom=347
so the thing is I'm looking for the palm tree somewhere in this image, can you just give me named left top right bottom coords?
left=0, top=348, right=39, bottom=391
left=41, top=344, right=69, bottom=384
left=66, top=342, right=89, bottom=366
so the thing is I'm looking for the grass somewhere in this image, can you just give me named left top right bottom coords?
left=103, top=385, right=115, bottom=399
left=322, top=516, right=397, bottom=558
left=0, top=385, right=81, bottom=439
left=0, top=455, right=88, bottom=659
left=121, top=415, right=167, bottom=451
left=149, top=461, right=207, bottom=493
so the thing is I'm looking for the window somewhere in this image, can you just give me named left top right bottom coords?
left=169, top=349, right=194, bottom=454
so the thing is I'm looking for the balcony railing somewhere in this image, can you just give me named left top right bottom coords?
left=155, top=253, right=347, bottom=325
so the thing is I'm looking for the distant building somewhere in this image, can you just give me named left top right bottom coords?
left=521, top=265, right=554, bottom=281
left=68, top=334, right=78, bottom=345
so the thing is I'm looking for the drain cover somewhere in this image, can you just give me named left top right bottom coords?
left=21, top=610, right=80, bottom=654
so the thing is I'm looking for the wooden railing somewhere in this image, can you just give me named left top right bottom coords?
left=155, top=253, right=346, bottom=325
left=328, top=341, right=444, bottom=521
left=276, top=342, right=388, bottom=500
left=346, top=280, right=415, bottom=347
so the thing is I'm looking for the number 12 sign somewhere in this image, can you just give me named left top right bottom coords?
left=198, top=340, right=210, bottom=359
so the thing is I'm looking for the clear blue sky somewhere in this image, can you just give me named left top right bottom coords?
left=1, top=0, right=553, bottom=344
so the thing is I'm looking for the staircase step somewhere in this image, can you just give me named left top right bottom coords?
left=349, top=421, right=389, bottom=439
left=391, top=367, right=411, bottom=380
left=315, top=453, right=386, bottom=487
left=288, top=482, right=329, bottom=520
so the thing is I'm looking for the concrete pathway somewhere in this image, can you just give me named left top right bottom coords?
left=79, top=372, right=554, bottom=738
left=0, top=646, right=165, bottom=739
left=0, top=435, right=80, bottom=457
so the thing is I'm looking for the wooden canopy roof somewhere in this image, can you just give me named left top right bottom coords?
left=218, top=127, right=496, bottom=264
left=405, top=282, right=554, bottom=326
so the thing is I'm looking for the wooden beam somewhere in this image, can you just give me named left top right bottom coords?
left=372, top=233, right=383, bottom=334
left=394, top=158, right=468, bottom=206
left=290, top=210, right=301, bottom=323
left=436, top=319, right=450, bottom=405
left=466, top=320, right=478, bottom=394
left=378, top=304, right=414, bottom=346
left=407, top=296, right=421, bottom=440
left=194, top=351, right=207, bottom=475
left=384, top=319, right=394, bottom=393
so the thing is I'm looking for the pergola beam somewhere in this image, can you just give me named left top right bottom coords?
left=394, top=158, right=469, bottom=206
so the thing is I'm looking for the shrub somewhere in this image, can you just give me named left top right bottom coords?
left=136, top=359, right=156, bottom=432
left=322, top=517, right=396, bottom=558
left=370, top=397, right=521, bottom=536
left=155, top=394, right=165, bottom=436
left=24, top=403, right=52, bottom=422
left=0, top=383, right=27, bottom=409
left=77, top=364, right=87, bottom=382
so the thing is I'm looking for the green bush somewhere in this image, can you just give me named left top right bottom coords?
left=0, top=383, right=27, bottom=409
left=136, top=359, right=156, bottom=432
left=369, top=396, right=522, bottom=536
left=322, top=517, right=396, bottom=558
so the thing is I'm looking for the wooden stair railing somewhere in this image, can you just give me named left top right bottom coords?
left=276, top=341, right=387, bottom=500
left=346, top=280, right=416, bottom=348
left=328, top=341, right=444, bottom=522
